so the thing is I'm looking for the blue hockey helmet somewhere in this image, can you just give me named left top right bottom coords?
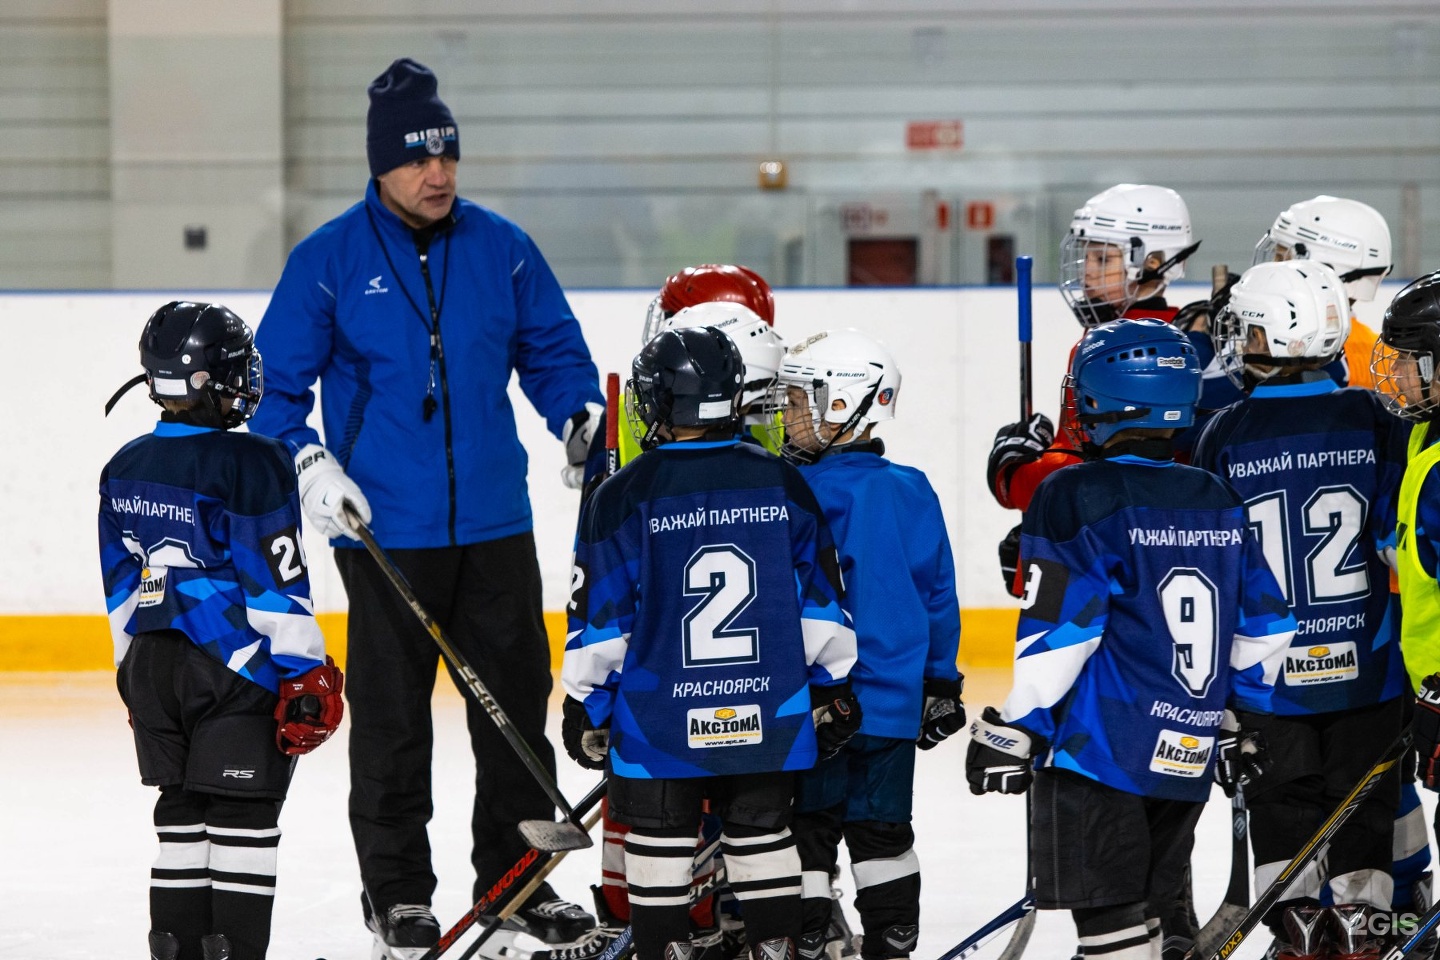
left=1069, top=317, right=1201, bottom=446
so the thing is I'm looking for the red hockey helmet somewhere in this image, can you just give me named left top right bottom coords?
left=643, top=263, right=775, bottom=342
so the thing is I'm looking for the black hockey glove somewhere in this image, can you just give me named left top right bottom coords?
left=1413, top=675, right=1440, bottom=789
left=1213, top=709, right=1269, bottom=797
left=917, top=676, right=966, bottom=751
left=986, top=413, right=1055, bottom=502
left=966, top=706, right=1043, bottom=796
left=998, top=524, right=1023, bottom=598
left=562, top=695, right=610, bottom=771
left=812, top=680, right=863, bottom=761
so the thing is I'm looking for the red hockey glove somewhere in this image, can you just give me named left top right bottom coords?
left=562, top=695, right=610, bottom=770
left=274, top=656, right=344, bottom=756
left=986, top=414, right=1055, bottom=503
left=917, top=676, right=966, bottom=750
left=966, top=706, right=1043, bottom=796
left=812, top=680, right=863, bottom=761
left=1213, top=709, right=1270, bottom=797
left=1414, top=675, right=1440, bottom=789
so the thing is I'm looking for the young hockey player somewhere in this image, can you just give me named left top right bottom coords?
left=1370, top=272, right=1440, bottom=909
left=100, top=301, right=344, bottom=960
left=1252, top=196, right=1395, bottom=390
left=967, top=318, right=1296, bottom=960
left=774, top=329, right=964, bottom=960
left=989, top=184, right=1202, bottom=589
left=985, top=186, right=1211, bottom=952
left=1194, top=260, right=1408, bottom=959
left=562, top=325, right=860, bottom=960
left=558, top=293, right=790, bottom=960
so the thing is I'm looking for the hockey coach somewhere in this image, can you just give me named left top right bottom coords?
left=250, top=57, right=602, bottom=958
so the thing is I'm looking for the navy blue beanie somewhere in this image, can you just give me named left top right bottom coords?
left=366, top=58, right=460, bottom=177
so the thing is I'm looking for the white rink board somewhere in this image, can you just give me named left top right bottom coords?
left=0, top=283, right=1402, bottom=620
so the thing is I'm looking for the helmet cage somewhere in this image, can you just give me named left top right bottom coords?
left=1371, top=341, right=1439, bottom=422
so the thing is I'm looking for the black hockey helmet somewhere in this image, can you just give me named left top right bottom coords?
left=1373, top=271, right=1440, bottom=422
left=106, top=301, right=263, bottom=428
left=630, top=326, right=744, bottom=450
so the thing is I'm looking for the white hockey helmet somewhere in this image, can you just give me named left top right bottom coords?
left=1059, top=184, right=1199, bottom=327
left=1212, top=260, right=1351, bottom=389
left=664, top=301, right=785, bottom=411
left=1252, top=196, right=1393, bottom=303
left=775, top=328, right=900, bottom=462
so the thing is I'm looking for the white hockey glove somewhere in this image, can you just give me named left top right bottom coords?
left=965, top=707, right=1043, bottom=796
left=294, top=443, right=371, bottom=540
left=560, top=402, right=605, bottom=490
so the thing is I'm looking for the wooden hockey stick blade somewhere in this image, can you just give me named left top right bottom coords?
left=934, top=896, right=1035, bottom=960
left=1192, top=904, right=1249, bottom=960
left=517, top=817, right=594, bottom=852
left=1192, top=793, right=1250, bottom=959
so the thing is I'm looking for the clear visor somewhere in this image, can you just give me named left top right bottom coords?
left=641, top=296, right=668, bottom=344
left=1252, top=235, right=1298, bottom=266
left=1371, top=341, right=1439, bottom=422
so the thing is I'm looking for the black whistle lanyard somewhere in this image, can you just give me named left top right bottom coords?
left=364, top=206, right=453, bottom=422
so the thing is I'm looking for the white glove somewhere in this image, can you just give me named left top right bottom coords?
left=294, top=443, right=371, bottom=539
left=560, top=402, right=604, bottom=490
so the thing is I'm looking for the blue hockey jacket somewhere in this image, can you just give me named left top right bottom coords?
left=251, top=180, right=602, bottom=549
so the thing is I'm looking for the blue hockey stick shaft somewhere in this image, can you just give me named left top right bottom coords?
left=1017, top=255, right=1034, bottom=421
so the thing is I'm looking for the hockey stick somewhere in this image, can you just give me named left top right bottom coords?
left=1190, top=792, right=1249, bottom=959
left=419, top=780, right=607, bottom=960
left=935, top=791, right=1036, bottom=960
left=1381, top=897, right=1440, bottom=960
left=605, top=372, right=620, bottom=479
left=515, top=820, right=728, bottom=960
left=448, top=804, right=608, bottom=960
left=1017, top=255, right=1034, bottom=422
left=341, top=503, right=593, bottom=853
left=1193, top=732, right=1411, bottom=960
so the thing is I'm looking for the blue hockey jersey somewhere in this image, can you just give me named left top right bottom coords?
left=1003, top=451, right=1295, bottom=802
left=1192, top=378, right=1407, bottom=715
left=563, top=439, right=856, bottom=779
left=98, top=421, right=326, bottom=694
left=796, top=445, right=960, bottom=739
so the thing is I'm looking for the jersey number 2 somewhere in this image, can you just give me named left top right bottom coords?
left=682, top=544, right=759, bottom=668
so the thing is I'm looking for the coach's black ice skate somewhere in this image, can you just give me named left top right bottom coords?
left=504, top=895, right=598, bottom=945
left=529, top=889, right=628, bottom=960
left=369, top=903, right=441, bottom=960
left=148, top=931, right=180, bottom=960
left=200, top=933, right=232, bottom=960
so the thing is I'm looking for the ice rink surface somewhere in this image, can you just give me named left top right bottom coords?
left=3, top=669, right=1430, bottom=960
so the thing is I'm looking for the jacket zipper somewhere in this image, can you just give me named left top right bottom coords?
left=417, top=244, right=458, bottom=545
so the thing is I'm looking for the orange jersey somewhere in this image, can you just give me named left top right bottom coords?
left=1345, top=319, right=1379, bottom=390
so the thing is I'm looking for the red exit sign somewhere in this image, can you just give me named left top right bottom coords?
left=906, top=120, right=963, bottom=150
